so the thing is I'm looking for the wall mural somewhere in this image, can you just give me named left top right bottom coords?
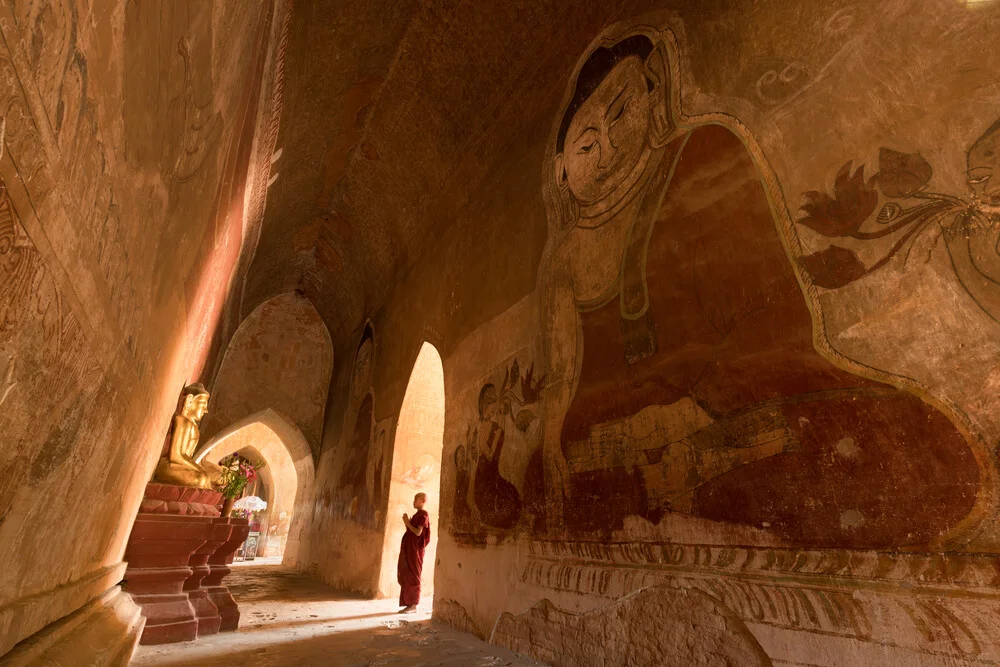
left=0, top=176, right=101, bottom=515
left=335, top=323, right=392, bottom=530
left=451, top=356, right=546, bottom=542
left=0, top=1, right=279, bottom=652
left=798, top=122, right=1000, bottom=322
left=532, top=24, right=983, bottom=548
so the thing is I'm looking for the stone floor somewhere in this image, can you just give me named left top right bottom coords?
left=130, top=562, right=544, bottom=667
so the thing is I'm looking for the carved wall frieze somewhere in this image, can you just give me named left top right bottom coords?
left=521, top=539, right=1000, bottom=662
left=524, top=539, right=1000, bottom=589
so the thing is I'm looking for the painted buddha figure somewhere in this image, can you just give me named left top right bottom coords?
left=154, top=383, right=215, bottom=490
left=539, top=26, right=979, bottom=547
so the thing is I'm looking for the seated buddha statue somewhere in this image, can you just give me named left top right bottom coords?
left=154, top=383, right=216, bottom=489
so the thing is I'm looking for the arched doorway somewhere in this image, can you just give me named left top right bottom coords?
left=195, top=409, right=316, bottom=565
left=378, top=342, right=445, bottom=604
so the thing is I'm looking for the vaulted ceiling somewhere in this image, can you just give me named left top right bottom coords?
left=243, top=0, right=892, bottom=345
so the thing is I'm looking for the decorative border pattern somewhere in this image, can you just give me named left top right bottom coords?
left=521, top=539, right=1000, bottom=662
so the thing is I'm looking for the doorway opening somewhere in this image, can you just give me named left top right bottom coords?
left=195, top=409, right=316, bottom=566
left=378, top=342, right=445, bottom=603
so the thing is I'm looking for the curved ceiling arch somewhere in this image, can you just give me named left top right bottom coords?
left=196, top=408, right=317, bottom=565
left=201, top=291, right=334, bottom=457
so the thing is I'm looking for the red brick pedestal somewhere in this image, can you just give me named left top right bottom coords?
left=184, top=518, right=234, bottom=637
left=123, top=484, right=224, bottom=645
left=204, top=519, right=251, bottom=631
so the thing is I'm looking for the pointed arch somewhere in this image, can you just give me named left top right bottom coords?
left=201, top=291, right=334, bottom=454
left=378, top=342, right=445, bottom=600
left=196, top=409, right=316, bottom=565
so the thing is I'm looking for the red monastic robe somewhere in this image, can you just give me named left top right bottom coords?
left=397, top=509, right=431, bottom=606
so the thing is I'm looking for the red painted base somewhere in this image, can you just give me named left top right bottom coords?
left=205, top=581, right=240, bottom=632
left=124, top=515, right=216, bottom=645
left=184, top=519, right=233, bottom=637
left=127, top=591, right=197, bottom=645
left=205, top=519, right=251, bottom=632
left=123, top=483, right=248, bottom=644
left=187, top=589, right=222, bottom=637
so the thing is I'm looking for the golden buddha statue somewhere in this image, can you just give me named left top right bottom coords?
left=154, top=383, right=215, bottom=489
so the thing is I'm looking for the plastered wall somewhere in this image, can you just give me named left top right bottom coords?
left=294, top=2, right=1000, bottom=664
left=0, top=0, right=288, bottom=655
left=7, top=0, right=1000, bottom=664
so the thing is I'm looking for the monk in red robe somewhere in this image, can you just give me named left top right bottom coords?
left=397, top=492, right=431, bottom=613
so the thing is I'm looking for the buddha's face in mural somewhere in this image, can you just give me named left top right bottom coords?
left=560, top=57, right=652, bottom=208
left=352, top=338, right=373, bottom=400
left=968, top=121, right=1000, bottom=214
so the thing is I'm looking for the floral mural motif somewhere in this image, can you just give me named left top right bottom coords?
left=452, top=357, right=545, bottom=537
left=799, top=121, right=1000, bottom=328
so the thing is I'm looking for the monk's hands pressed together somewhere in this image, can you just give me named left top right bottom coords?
left=402, top=513, right=410, bottom=524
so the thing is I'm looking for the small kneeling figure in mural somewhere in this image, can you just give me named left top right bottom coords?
left=397, top=492, right=431, bottom=613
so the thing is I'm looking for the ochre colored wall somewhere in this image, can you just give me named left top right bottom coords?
left=0, top=0, right=287, bottom=656
left=8, top=0, right=1000, bottom=664
left=200, top=291, right=334, bottom=458
left=292, top=2, right=1000, bottom=665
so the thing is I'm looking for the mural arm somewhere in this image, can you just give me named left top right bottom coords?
left=540, top=258, right=578, bottom=534
left=464, top=425, right=479, bottom=524
left=489, top=424, right=505, bottom=463
left=467, top=426, right=482, bottom=523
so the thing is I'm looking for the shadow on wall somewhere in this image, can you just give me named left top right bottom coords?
left=195, top=409, right=316, bottom=567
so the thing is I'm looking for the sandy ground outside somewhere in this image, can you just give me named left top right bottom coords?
left=130, top=562, right=545, bottom=667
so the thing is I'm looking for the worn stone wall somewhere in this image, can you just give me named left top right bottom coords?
left=7, top=0, right=1000, bottom=663
left=0, top=0, right=286, bottom=656
left=288, top=0, right=1000, bottom=664
left=297, top=322, right=394, bottom=593
left=200, top=291, right=334, bottom=458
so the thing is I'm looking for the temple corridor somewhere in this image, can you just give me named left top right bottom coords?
left=132, top=563, right=539, bottom=667
left=6, top=0, right=1000, bottom=664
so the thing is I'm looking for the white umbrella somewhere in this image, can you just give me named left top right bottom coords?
left=233, top=495, right=268, bottom=512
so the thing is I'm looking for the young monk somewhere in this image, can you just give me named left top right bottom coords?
left=397, top=492, right=431, bottom=613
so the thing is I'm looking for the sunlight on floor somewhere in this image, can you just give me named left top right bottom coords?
left=231, top=555, right=283, bottom=568
left=131, top=563, right=541, bottom=667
